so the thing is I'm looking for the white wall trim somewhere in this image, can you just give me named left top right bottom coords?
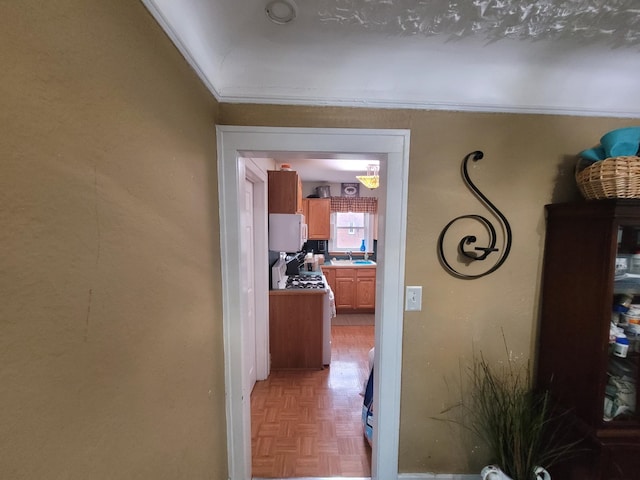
left=217, top=126, right=411, bottom=480
left=242, top=159, right=270, bottom=381
left=213, top=94, right=640, bottom=119
left=140, top=0, right=222, bottom=101
left=398, top=474, right=480, bottom=480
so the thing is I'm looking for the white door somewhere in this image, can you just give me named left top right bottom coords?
left=242, top=178, right=257, bottom=393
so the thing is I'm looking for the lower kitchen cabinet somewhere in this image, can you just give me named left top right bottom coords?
left=355, top=268, right=376, bottom=310
left=269, top=290, right=324, bottom=369
left=335, top=269, right=356, bottom=310
left=323, top=267, right=335, bottom=293
left=323, top=266, right=376, bottom=313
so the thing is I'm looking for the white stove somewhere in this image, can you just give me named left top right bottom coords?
left=271, top=257, right=288, bottom=290
left=285, top=274, right=325, bottom=290
left=272, top=258, right=327, bottom=290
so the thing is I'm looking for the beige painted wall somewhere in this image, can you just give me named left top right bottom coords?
left=219, top=104, right=635, bottom=472
left=1, top=1, right=226, bottom=478
left=2, top=1, right=638, bottom=477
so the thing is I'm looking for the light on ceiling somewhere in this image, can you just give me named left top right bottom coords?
left=356, top=164, right=379, bottom=190
left=265, top=0, right=297, bottom=25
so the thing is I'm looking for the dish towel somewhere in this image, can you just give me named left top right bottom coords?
left=327, top=286, right=336, bottom=317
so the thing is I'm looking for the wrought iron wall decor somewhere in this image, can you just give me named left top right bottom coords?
left=437, top=151, right=512, bottom=279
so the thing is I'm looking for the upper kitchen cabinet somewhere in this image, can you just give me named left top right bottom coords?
left=268, top=170, right=303, bottom=214
left=303, top=198, right=331, bottom=240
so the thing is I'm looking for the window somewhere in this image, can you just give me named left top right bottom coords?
left=329, top=211, right=375, bottom=253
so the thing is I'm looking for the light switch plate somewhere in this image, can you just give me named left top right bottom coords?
left=405, top=286, right=422, bottom=311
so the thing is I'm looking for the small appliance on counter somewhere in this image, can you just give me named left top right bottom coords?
left=285, top=252, right=305, bottom=275
left=268, top=213, right=307, bottom=252
left=271, top=257, right=326, bottom=290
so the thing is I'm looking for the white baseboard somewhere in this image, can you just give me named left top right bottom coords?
left=398, top=474, right=479, bottom=480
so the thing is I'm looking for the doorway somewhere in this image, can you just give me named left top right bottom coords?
left=217, top=126, right=410, bottom=480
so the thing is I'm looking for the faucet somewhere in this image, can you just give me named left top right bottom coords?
left=347, top=251, right=352, bottom=260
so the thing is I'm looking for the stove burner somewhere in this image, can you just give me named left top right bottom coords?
left=285, top=274, right=325, bottom=290
left=288, top=274, right=322, bottom=282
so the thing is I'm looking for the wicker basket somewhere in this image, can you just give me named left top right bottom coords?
left=575, top=156, right=640, bottom=200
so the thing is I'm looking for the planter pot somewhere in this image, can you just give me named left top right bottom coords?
left=481, top=464, right=551, bottom=480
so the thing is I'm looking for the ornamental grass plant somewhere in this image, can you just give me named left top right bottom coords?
left=440, top=342, right=580, bottom=480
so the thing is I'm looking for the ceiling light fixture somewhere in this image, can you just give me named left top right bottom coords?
left=265, top=0, right=297, bottom=25
left=356, top=164, right=379, bottom=190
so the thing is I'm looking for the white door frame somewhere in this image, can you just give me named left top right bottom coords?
left=242, top=158, right=270, bottom=381
left=217, top=126, right=410, bottom=480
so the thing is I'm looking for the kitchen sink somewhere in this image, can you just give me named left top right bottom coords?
left=329, top=258, right=376, bottom=266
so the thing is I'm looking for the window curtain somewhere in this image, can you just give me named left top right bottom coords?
left=330, top=197, right=378, bottom=213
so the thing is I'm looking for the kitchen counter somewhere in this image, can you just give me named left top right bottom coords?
left=321, top=262, right=376, bottom=313
left=269, top=288, right=326, bottom=295
left=324, top=259, right=376, bottom=267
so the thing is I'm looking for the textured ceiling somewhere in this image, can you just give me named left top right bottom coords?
left=142, top=0, right=640, bottom=117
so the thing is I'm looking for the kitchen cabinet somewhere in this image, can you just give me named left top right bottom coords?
left=355, top=268, right=376, bottom=310
left=268, top=170, right=303, bottom=214
left=302, top=198, right=331, bottom=240
left=335, top=268, right=356, bottom=310
left=537, top=200, right=640, bottom=479
left=325, top=266, right=376, bottom=313
left=269, top=290, right=324, bottom=369
left=323, top=267, right=336, bottom=293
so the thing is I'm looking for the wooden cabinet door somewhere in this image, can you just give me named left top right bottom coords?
left=268, top=170, right=302, bottom=214
left=296, top=176, right=303, bottom=214
left=356, top=268, right=376, bottom=310
left=335, top=268, right=356, bottom=310
left=322, top=267, right=336, bottom=293
left=305, top=198, right=331, bottom=240
left=269, top=292, right=323, bottom=369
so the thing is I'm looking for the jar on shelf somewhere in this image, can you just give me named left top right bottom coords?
left=614, top=336, right=630, bottom=358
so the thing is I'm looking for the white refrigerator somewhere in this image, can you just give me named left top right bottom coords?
left=268, top=213, right=307, bottom=252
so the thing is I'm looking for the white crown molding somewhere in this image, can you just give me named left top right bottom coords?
left=216, top=93, right=640, bottom=119
left=140, top=0, right=221, bottom=102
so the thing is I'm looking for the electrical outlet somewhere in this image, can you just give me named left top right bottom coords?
left=405, top=286, right=422, bottom=311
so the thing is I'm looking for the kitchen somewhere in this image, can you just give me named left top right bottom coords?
left=254, top=159, right=380, bottom=477
left=266, top=164, right=378, bottom=368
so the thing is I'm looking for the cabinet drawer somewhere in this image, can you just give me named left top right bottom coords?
left=336, top=268, right=355, bottom=278
left=356, top=268, right=376, bottom=278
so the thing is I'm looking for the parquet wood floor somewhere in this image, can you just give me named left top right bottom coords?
left=251, top=324, right=375, bottom=478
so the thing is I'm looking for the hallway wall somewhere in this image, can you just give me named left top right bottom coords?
left=218, top=103, right=635, bottom=473
left=2, top=0, right=638, bottom=477
left=1, top=1, right=226, bottom=478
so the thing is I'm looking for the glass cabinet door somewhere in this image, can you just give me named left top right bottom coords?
left=608, top=225, right=640, bottom=423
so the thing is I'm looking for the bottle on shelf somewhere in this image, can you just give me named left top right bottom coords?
left=360, top=239, right=366, bottom=252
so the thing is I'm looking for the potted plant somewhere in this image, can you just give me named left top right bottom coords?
left=439, top=342, right=579, bottom=480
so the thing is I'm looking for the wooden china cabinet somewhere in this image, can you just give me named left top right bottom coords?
left=537, top=200, right=640, bottom=479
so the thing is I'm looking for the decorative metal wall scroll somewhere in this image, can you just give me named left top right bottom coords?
left=437, top=151, right=512, bottom=279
